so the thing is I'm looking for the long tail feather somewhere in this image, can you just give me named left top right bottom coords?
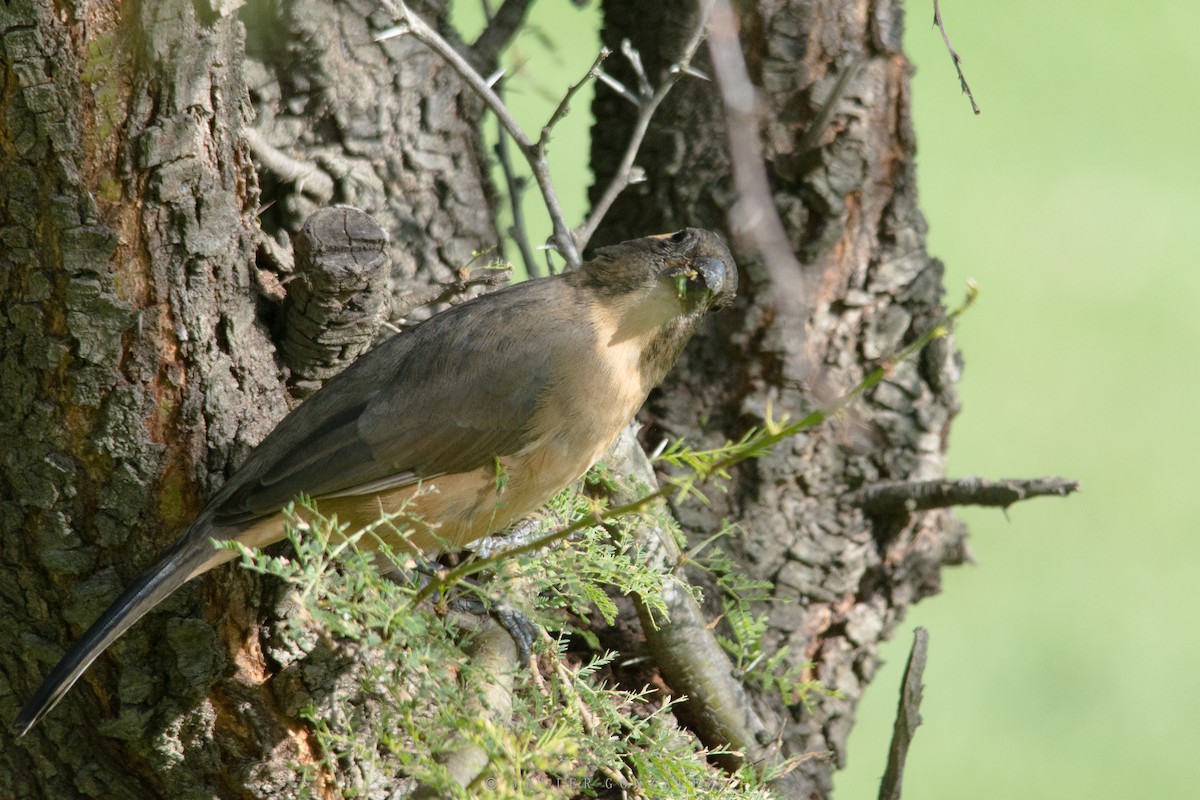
left=14, top=525, right=227, bottom=735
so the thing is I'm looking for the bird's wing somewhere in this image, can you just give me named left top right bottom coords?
left=211, top=281, right=572, bottom=527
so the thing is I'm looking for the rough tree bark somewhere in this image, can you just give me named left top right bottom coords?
left=592, top=0, right=967, bottom=795
left=1, top=1, right=496, bottom=797
left=241, top=0, right=497, bottom=297
left=3, top=0, right=963, bottom=797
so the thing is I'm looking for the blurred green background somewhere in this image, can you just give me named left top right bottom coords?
left=842, top=2, right=1200, bottom=798
left=456, top=1, right=1199, bottom=797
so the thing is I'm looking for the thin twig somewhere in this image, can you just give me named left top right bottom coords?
left=574, top=5, right=714, bottom=252
left=493, top=110, right=540, bottom=277
left=382, top=1, right=708, bottom=262
left=471, top=0, right=534, bottom=71
left=594, top=68, right=642, bottom=107
left=620, top=38, right=653, bottom=97
left=541, top=48, right=610, bottom=146
left=392, top=263, right=513, bottom=318
left=244, top=127, right=335, bottom=202
left=933, top=0, right=981, bottom=115
left=378, top=4, right=581, bottom=265
left=879, top=628, right=929, bottom=800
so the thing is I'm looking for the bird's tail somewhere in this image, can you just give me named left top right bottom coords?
left=13, top=521, right=231, bottom=736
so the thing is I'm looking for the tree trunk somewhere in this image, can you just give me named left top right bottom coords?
left=1, top=1, right=496, bottom=797
left=242, top=0, right=497, bottom=294
left=592, top=0, right=966, bottom=795
left=3, top=0, right=962, bottom=796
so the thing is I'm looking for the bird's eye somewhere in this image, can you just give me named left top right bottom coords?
left=669, top=230, right=688, bottom=243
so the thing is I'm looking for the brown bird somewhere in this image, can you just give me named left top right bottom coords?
left=15, top=227, right=737, bottom=735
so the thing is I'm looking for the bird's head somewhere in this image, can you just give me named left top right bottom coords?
left=577, top=227, right=738, bottom=317
left=572, top=228, right=738, bottom=383
left=652, top=228, right=738, bottom=314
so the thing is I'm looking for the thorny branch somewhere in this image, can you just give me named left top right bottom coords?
left=377, top=2, right=582, bottom=266
left=470, top=0, right=533, bottom=71
left=576, top=10, right=713, bottom=252
left=933, top=0, right=981, bottom=114
left=379, top=1, right=712, bottom=266
left=545, top=49, right=610, bottom=143
left=244, top=127, right=335, bottom=203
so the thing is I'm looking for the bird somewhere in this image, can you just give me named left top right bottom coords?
left=14, top=227, right=737, bottom=735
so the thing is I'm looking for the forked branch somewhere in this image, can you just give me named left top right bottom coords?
left=379, top=1, right=713, bottom=265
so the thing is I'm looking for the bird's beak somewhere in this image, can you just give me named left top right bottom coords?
left=668, top=256, right=735, bottom=310
left=695, top=257, right=732, bottom=302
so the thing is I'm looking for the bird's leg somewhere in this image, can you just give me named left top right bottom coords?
left=447, top=597, right=539, bottom=666
left=380, top=558, right=444, bottom=593
left=383, top=552, right=540, bottom=663
left=469, top=513, right=567, bottom=559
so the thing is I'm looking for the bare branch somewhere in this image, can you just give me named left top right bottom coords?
left=244, top=127, right=335, bottom=202
left=603, top=426, right=807, bottom=796
left=411, top=616, right=518, bottom=798
left=706, top=0, right=808, bottom=301
left=575, top=9, right=713, bottom=252
left=376, top=8, right=529, bottom=157
left=933, top=0, right=981, bottom=115
left=594, top=68, right=642, bottom=107
left=878, top=628, right=929, bottom=800
left=620, top=38, right=653, bottom=98
left=378, top=4, right=581, bottom=266
left=470, top=0, right=534, bottom=71
left=492, top=111, right=540, bottom=277
left=848, top=476, right=1080, bottom=517
left=381, top=2, right=710, bottom=263
left=393, top=261, right=513, bottom=318
left=540, top=48, right=610, bottom=147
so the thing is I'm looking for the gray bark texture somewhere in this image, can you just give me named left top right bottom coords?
left=242, top=0, right=497, bottom=300
left=591, top=0, right=967, bottom=795
left=2, top=0, right=962, bottom=797
left=1, top=1, right=496, bottom=797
